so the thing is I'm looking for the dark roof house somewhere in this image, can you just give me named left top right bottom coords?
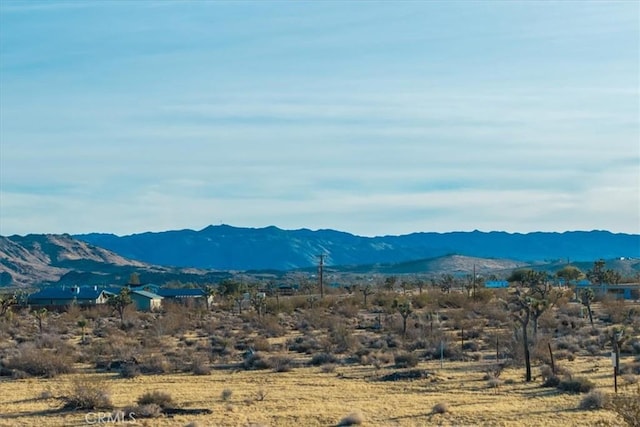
left=28, top=286, right=113, bottom=308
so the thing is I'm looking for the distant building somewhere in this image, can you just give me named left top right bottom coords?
left=155, top=288, right=212, bottom=307
left=130, top=290, right=163, bottom=311
left=27, top=286, right=112, bottom=308
left=485, top=280, right=509, bottom=289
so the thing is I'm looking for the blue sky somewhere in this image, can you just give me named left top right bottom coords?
left=1, top=0, right=638, bottom=237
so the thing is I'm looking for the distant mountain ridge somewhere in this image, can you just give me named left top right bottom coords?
left=75, top=225, right=640, bottom=271
left=0, top=234, right=230, bottom=288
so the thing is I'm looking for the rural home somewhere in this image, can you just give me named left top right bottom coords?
left=27, top=286, right=112, bottom=308
left=155, top=288, right=212, bottom=307
left=576, top=281, right=640, bottom=301
left=130, top=289, right=163, bottom=311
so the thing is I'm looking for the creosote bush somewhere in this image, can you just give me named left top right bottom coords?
left=394, top=352, right=419, bottom=368
left=607, top=385, right=640, bottom=427
left=558, top=377, right=595, bottom=394
left=432, top=402, right=449, bottom=414
left=221, top=388, right=233, bottom=402
left=63, top=378, right=113, bottom=410
left=5, top=344, right=74, bottom=378
left=137, top=390, right=174, bottom=409
left=579, top=389, right=609, bottom=410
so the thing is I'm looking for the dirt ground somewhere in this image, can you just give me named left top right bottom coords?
left=0, top=355, right=633, bottom=427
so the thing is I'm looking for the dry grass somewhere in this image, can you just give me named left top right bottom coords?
left=0, top=355, right=633, bottom=426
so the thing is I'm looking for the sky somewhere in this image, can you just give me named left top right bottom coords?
left=0, top=0, right=639, bottom=237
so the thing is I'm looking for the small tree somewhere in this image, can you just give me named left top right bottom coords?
left=393, top=298, right=413, bottom=337
left=360, top=283, right=374, bottom=307
left=581, top=288, right=595, bottom=328
left=507, top=290, right=533, bottom=382
left=77, top=319, right=88, bottom=343
left=203, top=285, right=216, bottom=311
left=128, top=272, right=141, bottom=286
left=384, top=276, right=398, bottom=292
left=0, top=293, right=16, bottom=318
left=439, top=274, right=455, bottom=294
left=250, top=291, right=266, bottom=318
left=33, top=308, right=48, bottom=334
left=556, top=265, right=584, bottom=301
left=107, top=288, right=132, bottom=326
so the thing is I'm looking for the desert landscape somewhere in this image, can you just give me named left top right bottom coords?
left=1, top=276, right=638, bottom=427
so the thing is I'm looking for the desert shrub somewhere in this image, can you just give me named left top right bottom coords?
left=337, top=411, right=365, bottom=426
left=462, top=341, right=479, bottom=351
left=287, top=334, right=322, bottom=354
left=321, top=363, right=336, bottom=373
left=137, top=391, right=174, bottom=409
left=221, top=388, right=233, bottom=401
left=251, top=337, right=272, bottom=352
left=607, top=385, right=640, bottom=427
left=558, top=377, right=595, bottom=393
left=622, top=362, right=640, bottom=375
left=329, top=324, right=357, bottom=353
left=242, top=352, right=270, bottom=370
left=119, top=362, right=141, bottom=378
left=432, top=402, right=449, bottom=414
left=394, top=352, right=419, bottom=368
left=309, top=352, right=338, bottom=366
left=209, top=335, right=234, bottom=356
left=63, top=378, right=113, bottom=410
left=5, top=344, right=74, bottom=378
left=411, top=293, right=430, bottom=309
left=191, top=355, right=210, bottom=375
left=543, top=375, right=561, bottom=388
left=487, top=377, right=502, bottom=389
left=269, top=356, right=293, bottom=372
left=120, top=404, right=162, bottom=419
left=579, top=389, right=609, bottom=410
left=139, top=354, right=172, bottom=374
left=436, top=292, right=467, bottom=308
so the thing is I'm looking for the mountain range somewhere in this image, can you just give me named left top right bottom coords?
left=76, top=225, right=640, bottom=270
left=1, top=226, right=638, bottom=288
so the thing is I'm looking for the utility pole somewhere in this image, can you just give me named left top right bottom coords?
left=472, top=264, right=476, bottom=299
left=318, top=254, right=325, bottom=299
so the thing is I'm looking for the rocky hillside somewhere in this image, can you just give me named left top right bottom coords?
left=0, top=234, right=229, bottom=288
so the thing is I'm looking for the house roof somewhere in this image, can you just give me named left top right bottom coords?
left=131, top=289, right=163, bottom=300
left=28, top=286, right=108, bottom=301
left=155, top=288, right=206, bottom=298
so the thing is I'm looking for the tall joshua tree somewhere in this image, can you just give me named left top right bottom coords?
left=108, top=288, right=132, bottom=326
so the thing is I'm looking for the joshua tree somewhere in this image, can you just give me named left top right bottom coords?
left=0, top=293, right=16, bottom=318
left=507, top=289, right=533, bottom=382
left=107, top=288, right=132, bottom=326
left=250, top=291, right=267, bottom=318
left=384, top=276, right=398, bottom=292
left=393, top=298, right=413, bottom=337
left=360, top=283, right=374, bottom=307
left=203, top=285, right=216, bottom=311
left=439, top=274, right=455, bottom=294
left=581, top=288, right=595, bottom=328
left=33, top=308, right=48, bottom=334
left=77, top=319, right=88, bottom=342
